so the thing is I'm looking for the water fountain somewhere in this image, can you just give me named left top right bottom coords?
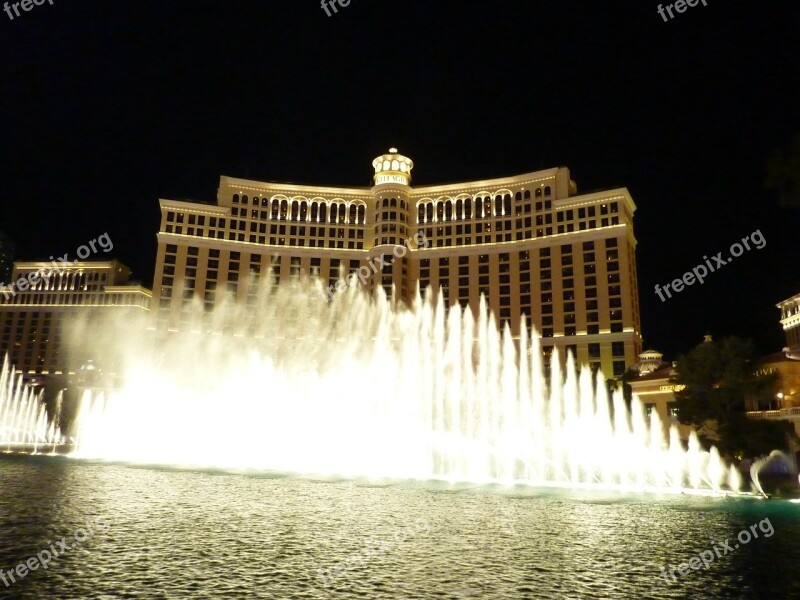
left=0, top=355, right=63, bottom=453
left=65, top=277, right=745, bottom=495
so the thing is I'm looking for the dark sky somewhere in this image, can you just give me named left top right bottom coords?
left=1, top=1, right=798, bottom=359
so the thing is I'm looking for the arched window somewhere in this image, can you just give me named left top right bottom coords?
left=425, top=203, right=434, bottom=223
left=475, top=199, right=483, bottom=219
left=544, top=186, right=551, bottom=196
left=338, top=204, right=345, bottom=223
left=464, top=198, right=472, bottom=219
left=503, top=194, right=512, bottom=215
left=515, top=191, right=522, bottom=201
left=290, top=202, right=299, bottom=221
left=418, top=204, right=425, bottom=223
left=357, top=205, right=365, bottom=225
left=455, top=199, right=463, bottom=220
left=524, top=190, right=531, bottom=199
left=300, top=202, right=308, bottom=221
left=349, top=204, right=357, bottom=224
left=436, top=202, right=444, bottom=222
left=319, top=203, right=327, bottom=223
left=279, top=200, right=288, bottom=220
left=400, top=199, right=406, bottom=209
left=535, top=188, right=542, bottom=198
left=390, top=198, right=397, bottom=207
left=242, top=195, right=249, bottom=204
left=445, top=201, right=453, bottom=221
left=330, top=203, right=338, bottom=223
left=271, top=200, right=279, bottom=219
left=310, top=202, right=319, bottom=221
left=233, top=194, right=240, bottom=203
left=495, top=195, right=503, bottom=216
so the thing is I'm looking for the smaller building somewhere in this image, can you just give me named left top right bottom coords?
left=777, top=292, right=800, bottom=350
left=747, top=349, right=800, bottom=444
left=627, top=350, right=692, bottom=438
left=0, top=260, right=151, bottom=377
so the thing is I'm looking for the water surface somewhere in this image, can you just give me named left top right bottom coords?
left=1, top=455, right=798, bottom=599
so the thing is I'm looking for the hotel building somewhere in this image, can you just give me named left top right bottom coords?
left=152, top=149, right=642, bottom=378
left=0, top=261, right=151, bottom=377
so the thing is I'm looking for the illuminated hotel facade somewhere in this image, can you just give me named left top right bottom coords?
left=152, top=149, right=643, bottom=378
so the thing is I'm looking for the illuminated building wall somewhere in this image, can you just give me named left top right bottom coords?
left=152, top=149, right=643, bottom=379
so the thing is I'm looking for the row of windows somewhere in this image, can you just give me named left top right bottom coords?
left=415, top=188, right=554, bottom=223
left=231, top=195, right=368, bottom=224
left=419, top=215, right=621, bottom=247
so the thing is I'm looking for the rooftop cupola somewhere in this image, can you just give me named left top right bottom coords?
left=372, top=148, right=414, bottom=187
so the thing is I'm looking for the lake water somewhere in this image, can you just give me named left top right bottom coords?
left=1, top=455, right=798, bottom=599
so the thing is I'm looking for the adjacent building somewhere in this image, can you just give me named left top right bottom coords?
left=778, top=292, right=800, bottom=350
left=627, top=350, right=692, bottom=438
left=151, top=149, right=642, bottom=378
left=0, top=261, right=151, bottom=377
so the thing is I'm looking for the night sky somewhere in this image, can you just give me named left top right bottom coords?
left=1, top=1, right=798, bottom=359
